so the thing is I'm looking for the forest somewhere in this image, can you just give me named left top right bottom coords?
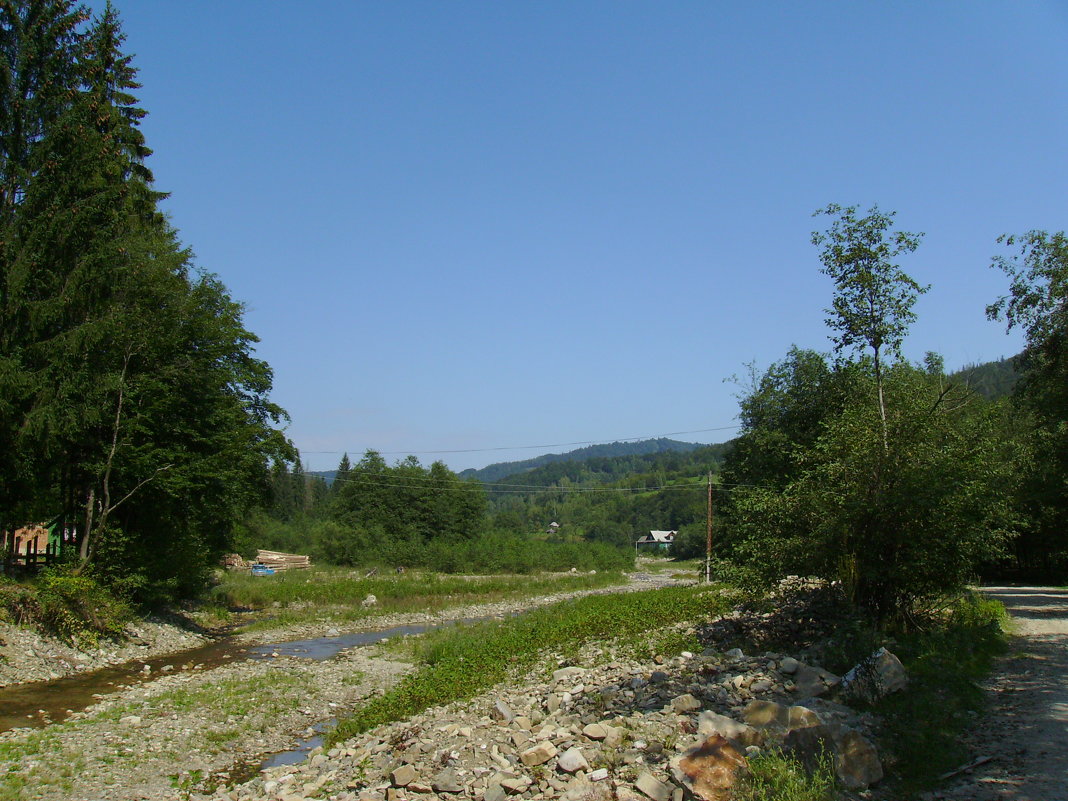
left=0, top=2, right=290, bottom=603
left=2, top=3, right=1067, bottom=627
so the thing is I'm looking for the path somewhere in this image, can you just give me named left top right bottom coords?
left=940, top=586, right=1068, bottom=801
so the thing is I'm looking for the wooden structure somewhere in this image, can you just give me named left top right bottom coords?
left=635, top=530, right=676, bottom=552
left=254, top=549, right=311, bottom=571
left=2, top=525, right=60, bottom=574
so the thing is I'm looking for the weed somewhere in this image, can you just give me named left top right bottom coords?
left=733, top=748, right=837, bottom=801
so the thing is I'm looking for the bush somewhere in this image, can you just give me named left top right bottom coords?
left=733, top=748, right=837, bottom=801
left=0, top=568, right=132, bottom=647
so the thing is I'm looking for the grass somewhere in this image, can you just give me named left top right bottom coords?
left=209, top=566, right=627, bottom=631
left=0, top=728, right=84, bottom=801
left=733, top=748, right=838, bottom=801
left=870, top=591, right=1008, bottom=796
left=328, top=583, right=731, bottom=745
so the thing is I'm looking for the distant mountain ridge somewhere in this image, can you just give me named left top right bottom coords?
left=458, top=438, right=707, bottom=483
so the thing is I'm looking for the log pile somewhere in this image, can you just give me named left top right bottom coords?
left=255, top=549, right=312, bottom=571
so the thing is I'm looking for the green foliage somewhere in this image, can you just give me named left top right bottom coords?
left=0, top=2, right=289, bottom=602
left=725, top=359, right=1017, bottom=622
left=0, top=567, right=131, bottom=646
left=732, top=748, right=837, bottom=801
left=987, top=230, right=1068, bottom=580
left=329, top=585, right=730, bottom=744
left=875, top=592, right=1007, bottom=793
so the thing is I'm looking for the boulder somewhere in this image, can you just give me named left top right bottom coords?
left=741, top=700, right=789, bottom=730
left=696, top=711, right=763, bottom=749
left=557, top=747, right=589, bottom=774
left=391, top=765, right=418, bottom=787
left=669, top=734, right=748, bottom=801
left=783, top=722, right=883, bottom=789
left=841, top=648, right=908, bottom=703
left=792, top=663, right=840, bottom=698
left=431, top=769, right=464, bottom=794
left=671, top=693, right=702, bottom=713
left=491, top=700, right=515, bottom=722
left=520, top=742, right=558, bottom=767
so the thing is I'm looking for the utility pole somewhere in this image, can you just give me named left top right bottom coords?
left=705, top=471, right=713, bottom=583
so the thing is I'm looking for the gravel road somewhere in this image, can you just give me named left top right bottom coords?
left=939, top=586, right=1068, bottom=801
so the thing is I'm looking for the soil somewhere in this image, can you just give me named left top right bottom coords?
left=936, top=586, right=1068, bottom=801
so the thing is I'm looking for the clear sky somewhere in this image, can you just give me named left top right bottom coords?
left=94, top=1, right=1064, bottom=472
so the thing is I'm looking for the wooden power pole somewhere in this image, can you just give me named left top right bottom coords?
left=705, top=471, right=713, bottom=583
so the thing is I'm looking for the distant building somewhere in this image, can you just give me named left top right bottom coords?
left=636, top=530, right=676, bottom=551
left=547, top=521, right=561, bottom=536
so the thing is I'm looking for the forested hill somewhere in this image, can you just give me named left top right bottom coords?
left=458, top=438, right=708, bottom=483
left=950, top=356, right=1019, bottom=400
left=486, top=442, right=731, bottom=492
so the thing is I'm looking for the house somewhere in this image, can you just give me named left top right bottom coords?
left=636, top=530, right=676, bottom=551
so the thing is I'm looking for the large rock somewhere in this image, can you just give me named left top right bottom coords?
left=669, top=734, right=748, bottom=801
left=783, top=723, right=883, bottom=789
left=841, top=647, right=908, bottom=703
left=557, top=747, right=589, bottom=774
left=792, top=663, right=840, bottom=698
left=520, top=741, right=558, bottom=767
left=635, top=771, right=673, bottom=801
left=741, top=700, right=789, bottom=730
left=696, top=711, right=763, bottom=749
left=671, top=693, right=702, bottom=713
left=431, top=768, right=464, bottom=794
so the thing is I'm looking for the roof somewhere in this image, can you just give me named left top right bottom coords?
left=637, top=530, right=676, bottom=544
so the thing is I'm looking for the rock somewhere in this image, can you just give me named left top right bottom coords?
left=553, top=667, right=587, bottom=684
left=602, top=725, right=625, bottom=748
left=484, top=784, right=507, bottom=801
left=431, top=768, right=464, bottom=793
left=635, top=771, right=673, bottom=801
left=649, top=670, right=670, bottom=685
left=749, top=680, right=772, bottom=693
left=792, top=663, right=839, bottom=698
left=500, top=776, right=532, bottom=793
left=491, top=700, right=515, bottom=722
left=561, top=777, right=610, bottom=801
left=119, top=715, right=142, bottom=726
left=783, top=723, right=883, bottom=789
left=724, top=648, right=744, bottom=661
left=787, top=705, right=821, bottom=731
left=557, top=747, right=589, bottom=773
left=779, top=656, right=799, bottom=674
left=669, top=734, right=748, bottom=801
left=589, top=768, right=609, bottom=782
left=671, top=693, right=702, bottom=713
left=741, top=700, right=789, bottom=730
left=361, top=594, right=377, bottom=608
left=520, top=742, right=558, bottom=767
left=391, top=765, right=418, bottom=787
left=696, top=712, right=762, bottom=749
left=841, top=648, right=908, bottom=702
left=582, top=723, right=608, bottom=740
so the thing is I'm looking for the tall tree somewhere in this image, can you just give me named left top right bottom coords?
left=811, top=204, right=926, bottom=447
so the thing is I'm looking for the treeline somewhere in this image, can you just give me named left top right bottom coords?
left=241, top=451, right=632, bottom=573
left=681, top=206, right=1068, bottom=623
left=0, top=2, right=288, bottom=602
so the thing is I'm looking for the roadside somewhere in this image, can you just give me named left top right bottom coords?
left=936, top=586, right=1068, bottom=801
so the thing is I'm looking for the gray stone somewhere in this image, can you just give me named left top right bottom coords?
left=582, top=723, right=608, bottom=740
left=787, top=705, right=821, bottom=731
left=431, top=769, right=464, bottom=794
left=635, top=771, right=672, bottom=801
left=671, top=693, right=702, bottom=713
left=557, top=747, right=589, bottom=774
left=779, top=656, right=799, bottom=674
left=391, top=765, right=418, bottom=788
left=553, top=666, right=587, bottom=684
left=484, top=785, right=507, bottom=801
left=841, top=648, right=908, bottom=703
left=650, top=671, right=670, bottom=685
left=491, top=700, right=516, bottom=722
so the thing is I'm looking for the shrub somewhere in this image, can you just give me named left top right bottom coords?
left=3, top=568, right=133, bottom=647
left=732, top=748, right=837, bottom=801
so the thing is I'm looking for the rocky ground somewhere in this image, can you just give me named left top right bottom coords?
left=0, top=616, right=209, bottom=687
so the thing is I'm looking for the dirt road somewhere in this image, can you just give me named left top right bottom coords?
left=940, top=586, right=1068, bottom=801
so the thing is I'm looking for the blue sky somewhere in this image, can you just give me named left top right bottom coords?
left=98, top=1, right=1064, bottom=471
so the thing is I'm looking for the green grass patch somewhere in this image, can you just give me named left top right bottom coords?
left=874, top=591, right=1007, bottom=795
left=733, top=748, right=838, bottom=801
left=328, top=584, right=730, bottom=745
left=211, top=567, right=626, bottom=629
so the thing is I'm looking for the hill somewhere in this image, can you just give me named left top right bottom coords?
left=950, top=356, right=1019, bottom=401
left=457, top=438, right=708, bottom=483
